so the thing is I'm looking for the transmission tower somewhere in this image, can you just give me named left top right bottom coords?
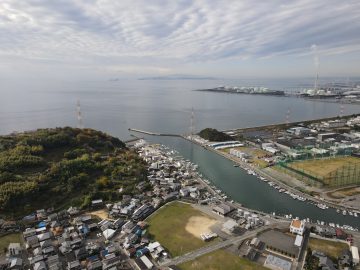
left=77, top=100, right=84, bottom=129
left=190, top=108, right=195, bottom=139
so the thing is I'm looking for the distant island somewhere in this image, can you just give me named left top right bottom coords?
left=196, top=86, right=285, bottom=96
left=138, top=74, right=217, bottom=80
left=0, top=127, right=147, bottom=218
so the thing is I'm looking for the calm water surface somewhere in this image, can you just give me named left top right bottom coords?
left=1, top=78, right=359, bottom=227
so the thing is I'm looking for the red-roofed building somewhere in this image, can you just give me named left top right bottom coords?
left=290, top=219, right=305, bottom=235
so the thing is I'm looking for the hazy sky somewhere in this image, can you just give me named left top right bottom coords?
left=1, top=0, right=360, bottom=80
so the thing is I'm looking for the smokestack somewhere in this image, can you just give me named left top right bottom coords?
left=311, top=44, right=320, bottom=91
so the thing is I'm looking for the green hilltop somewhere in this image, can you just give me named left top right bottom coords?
left=198, top=128, right=233, bottom=142
left=0, top=127, right=147, bottom=218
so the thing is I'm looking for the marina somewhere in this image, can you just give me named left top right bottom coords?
left=145, top=135, right=360, bottom=230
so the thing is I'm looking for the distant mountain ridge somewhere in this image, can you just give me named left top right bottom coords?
left=138, top=74, right=218, bottom=80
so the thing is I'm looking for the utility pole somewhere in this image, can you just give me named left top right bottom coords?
left=77, top=100, right=84, bottom=129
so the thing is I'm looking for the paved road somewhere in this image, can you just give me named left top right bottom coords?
left=160, top=224, right=280, bottom=267
left=202, top=143, right=353, bottom=212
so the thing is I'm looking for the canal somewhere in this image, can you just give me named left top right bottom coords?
left=146, top=135, right=360, bottom=229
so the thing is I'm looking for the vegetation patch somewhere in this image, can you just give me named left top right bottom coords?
left=198, top=128, right=233, bottom=142
left=279, top=157, right=360, bottom=187
left=0, top=233, right=22, bottom=254
left=308, top=238, right=348, bottom=261
left=147, top=202, right=217, bottom=257
left=288, top=157, right=360, bottom=178
left=0, top=127, right=147, bottom=217
left=179, top=249, right=267, bottom=270
left=223, top=146, right=270, bottom=168
left=327, top=186, right=360, bottom=199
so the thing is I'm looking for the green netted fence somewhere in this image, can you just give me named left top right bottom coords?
left=278, top=157, right=360, bottom=187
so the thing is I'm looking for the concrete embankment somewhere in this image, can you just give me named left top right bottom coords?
left=223, top=113, right=360, bottom=133
left=181, top=135, right=356, bottom=213
left=128, top=128, right=182, bottom=137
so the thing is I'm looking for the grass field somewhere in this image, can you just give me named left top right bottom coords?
left=179, top=250, right=268, bottom=270
left=289, top=157, right=360, bottom=178
left=147, top=202, right=217, bottom=257
left=0, top=233, right=22, bottom=254
left=308, top=238, right=348, bottom=260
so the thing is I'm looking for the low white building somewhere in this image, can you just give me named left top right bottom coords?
left=222, top=219, right=238, bottom=234
left=289, top=219, right=305, bottom=235
left=351, top=246, right=359, bottom=265
left=103, top=229, right=115, bottom=240
left=294, top=235, right=303, bottom=247
left=262, top=143, right=279, bottom=154
left=8, top=243, right=22, bottom=256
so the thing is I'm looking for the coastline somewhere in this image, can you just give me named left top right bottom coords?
left=182, top=135, right=359, bottom=214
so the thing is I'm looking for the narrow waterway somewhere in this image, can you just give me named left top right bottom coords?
left=147, top=135, right=360, bottom=229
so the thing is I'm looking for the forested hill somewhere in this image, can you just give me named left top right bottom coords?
left=198, top=128, right=233, bottom=142
left=0, top=127, right=147, bottom=217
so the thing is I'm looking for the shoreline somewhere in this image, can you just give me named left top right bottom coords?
left=182, top=135, right=360, bottom=215
left=139, top=139, right=359, bottom=232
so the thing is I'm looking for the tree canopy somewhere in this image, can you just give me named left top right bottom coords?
left=0, top=127, right=147, bottom=217
left=198, top=128, right=233, bottom=142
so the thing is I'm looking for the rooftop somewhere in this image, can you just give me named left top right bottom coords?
left=264, top=254, right=292, bottom=270
left=290, top=219, right=302, bottom=229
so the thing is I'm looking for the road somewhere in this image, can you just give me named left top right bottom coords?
left=160, top=224, right=281, bottom=267
left=193, top=139, right=355, bottom=212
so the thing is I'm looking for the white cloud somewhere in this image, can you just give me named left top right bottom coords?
left=0, top=0, right=359, bottom=77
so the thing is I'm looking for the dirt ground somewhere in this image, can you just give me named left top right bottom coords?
left=185, top=216, right=218, bottom=239
left=327, top=186, right=360, bottom=199
left=87, top=209, right=110, bottom=220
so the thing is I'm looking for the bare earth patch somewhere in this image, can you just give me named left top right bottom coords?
left=328, top=187, right=360, bottom=199
left=87, top=209, right=110, bottom=220
left=185, top=216, right=218, bottom=239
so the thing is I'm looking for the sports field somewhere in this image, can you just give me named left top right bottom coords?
left=289, top=156, right=360, bottom=178
left=285, top=156, right=360, bottom=187
left=179, top=249, right=268, bottom=270
left=147, top=201, right=219, bottom=257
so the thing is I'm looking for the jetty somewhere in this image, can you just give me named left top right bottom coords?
left=128, top=128, right=182, bottom=137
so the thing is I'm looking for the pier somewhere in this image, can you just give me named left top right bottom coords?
left=128, top=128, right=182, bottom=137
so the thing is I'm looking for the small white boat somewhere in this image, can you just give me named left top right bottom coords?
left=317, top=203, right=327, bottom=210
